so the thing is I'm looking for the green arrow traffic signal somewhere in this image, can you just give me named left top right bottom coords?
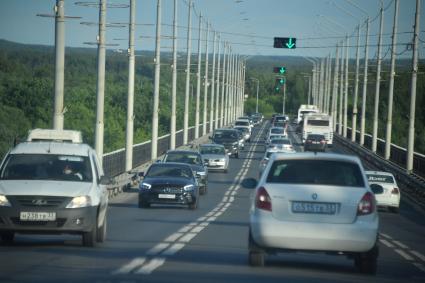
left=273, top=67, right=286, bottom=74
left=273, top=37, right=297, bottom=49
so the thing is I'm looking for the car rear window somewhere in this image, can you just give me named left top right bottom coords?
left=271, top=128, right=284, bottom=134
left=147, top=165, right=193, bottom=179
left=266, top=159, right=364, bottom=187
left=307, top=120, right=330, bottom=126
left=366, top=174, right=395, bottom=184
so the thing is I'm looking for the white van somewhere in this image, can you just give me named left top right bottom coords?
left=297, top=104, right=319, bottom=124
left=0, top=129, right=109, bottom=246
left=302, top=113, right=333, bottom=145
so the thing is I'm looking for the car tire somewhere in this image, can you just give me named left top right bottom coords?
left=96, top=215, right=107, bottom=243
left=389, top=207, right=399, bottom=214
left=138, top=200, right=150, bottom=208
left=82, top=223, right=97, bottom=247
left=0, top=232, right=14, bottom=244
left=355, top=244, right=379, bottom=274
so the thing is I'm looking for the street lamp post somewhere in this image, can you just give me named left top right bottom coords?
left=250, top=77, right=259, bottom=113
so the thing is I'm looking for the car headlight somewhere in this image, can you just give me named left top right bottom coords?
left=66, top=196, right=92, bottom=208
left=140, top=182, right=152, bottom=190
left=183, top=184, right=195, bottom=191
left=0, top=195, right=11, bottom=207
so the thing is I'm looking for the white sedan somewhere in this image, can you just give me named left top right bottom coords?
left=365, top=170, right=400, bottom=213
left=248, top=152, right=380, bottom=274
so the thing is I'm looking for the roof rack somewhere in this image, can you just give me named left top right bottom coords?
left=27, top=129, right=83, bottom=143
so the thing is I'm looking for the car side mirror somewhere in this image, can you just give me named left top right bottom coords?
left=139, top=172, right=144, bottom=177
left=100, top=175, right=112, bottom=185
left=241, top=178, right=257, bottom=189
left=370, top=183, right=384, bottom=194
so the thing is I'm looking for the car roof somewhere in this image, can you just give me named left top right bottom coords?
left=10, top=141, right=92, bottom=156
left=271, top=152, right=361, bottom=164
left=200, top=143, right=225, bottom=148
left=165, top=149, right=201, bottom=155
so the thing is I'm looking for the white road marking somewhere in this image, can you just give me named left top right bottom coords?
left=178, top=226, right=193, bottom=233
left=393, top=240, right=409, bottom=249
left=379, top=239, right=394, bottom=248
left=112, top=257, right=146, bottom=274
left=206, top=211, right=215, bottom=217
left=411, top=250, right=425, bottom=262
left=190, top=226, right=206, bottom=233
left=222, top=197, right=229, bottom=202
left=207, top=216, right=217, bottom=222
left=395, top=249, right=415, bottom=261
left=380, top=233, right=393, bottom=239
left=199, top=221, right=209, bottom=227
left=135, top=258, right=166, bottom=274
left=162, top=243, right=186, bottom=256
left=164, top=232, right=184, bottom=242
left=229, top=196, right=235, bottom=202
left=412, top=262, right=425, bottom=273
left=146, top=243, right=170, bottom=255
left=214, top=211, right=224, bottom=217
left=179, top=232, right=197, bottom=243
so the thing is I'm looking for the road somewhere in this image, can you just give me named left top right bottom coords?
left=1, top=122, right=425, bottom=283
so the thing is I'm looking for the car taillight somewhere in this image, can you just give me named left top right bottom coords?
left=306, top=140, right=312, bottom=143
left=255, top=186, right=272, bottom=211
left=357, top=192, right=375, bottom=216
left=320, top=140, right=326, bottom=144
left=391, top=187, right=400, bottom=195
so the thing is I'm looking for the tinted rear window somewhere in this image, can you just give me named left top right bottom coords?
left=266, top=160, right=364, bottom=187
left=271, top=128, right=284, bottom=134
left=307, top=120, right=330, bottom=126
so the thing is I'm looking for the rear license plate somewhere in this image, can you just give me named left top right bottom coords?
left=158, top=194, right=176, bottom=199
left=292, top=202, right=337, bottom=215
left=20, top=212, right=56, bottom=221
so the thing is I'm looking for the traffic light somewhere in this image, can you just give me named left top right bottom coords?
left=273, top=67, right=286, bottom=74
left=276, top=77, right=285, bottom=85
left=273, top=37, right=296, bottom=49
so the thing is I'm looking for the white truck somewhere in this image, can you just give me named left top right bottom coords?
left=297, top=104, right=319, bottom=124
left=302, top=113, right=333, bottom=146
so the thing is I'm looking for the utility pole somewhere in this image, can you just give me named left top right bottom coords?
left=94, top=0, right=107, bottom=165
left=125, top=0, right=136, bottom=171
left=215, top=34, right=221, bottom=129
left=203, top=21, right=210, bottom=135
left=170, top=0, right=177, bottom=149
left=210, top=30, right=217, bottom=133
left=282, top=77, right=287, bottom=115
left=343, top=35, right=349, bottom=138
left=220, top=43, right=227, bottom=127
left=338, top=41, right=344, bottom=135
left=195, top=13, right=202, bottom=139
left=183, top=0, right=192, bottom=145
left=372, top=2, right=384, bottom=153
left=331, top=43, right=340, bottom=132
left=319, top=58, right=325, bottom=111
left=151, top=0, right=162, bottom=160
left=385, top=0, right=399, bottom=160
left=407, top=0, right=421, bottom=172
left=360, top=17, right=370, bottom=146
left=352, top=24, right=360, bottom=142
left=53, top=0, right=65, bottom=130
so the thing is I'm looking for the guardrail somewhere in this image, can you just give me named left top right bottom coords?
left=334, top=133, right=425, bottom=209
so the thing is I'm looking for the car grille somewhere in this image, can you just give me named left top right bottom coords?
left=10, top=217, right=67, bottom=227
left=12, top=196, right=71, bottom=208
left=152, top=186, right=184, bottom=194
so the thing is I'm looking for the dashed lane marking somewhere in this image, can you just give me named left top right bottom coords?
left=395, top=249, right=415, bottom=261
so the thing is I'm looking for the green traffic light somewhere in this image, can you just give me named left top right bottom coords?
left=279, top=67, right=285, bottom=74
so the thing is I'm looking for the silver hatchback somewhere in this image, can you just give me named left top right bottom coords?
left=248, top=152, right=379, bottom=274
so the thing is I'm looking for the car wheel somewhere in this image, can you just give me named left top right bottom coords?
left=248, top=230, right=265, bottom=267
left=354, top=244, right=379, bottom=274
left=0, top=232, right=14, bottom=244
left=96, top=215, right=107, bottom=243
left=389, top=207, right=399, bottom=214
left=82, top=222, right=97, bottom=247
left=138, top=200, right=150, bottom=208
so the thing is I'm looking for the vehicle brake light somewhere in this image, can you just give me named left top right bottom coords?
left=320, top=140, right=326, bottom=144
left=391, top=187, right=400, bottom=195
left=255, top=186, right=272, bottom=211
left=357, top=192, right=375, bottom=216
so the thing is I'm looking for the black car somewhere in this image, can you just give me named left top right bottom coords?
left=210, top=128, right=241, bottom=158
left=138, top=162, right=199, bottom=209
left=304, top=134, right=327, bottom=152
left=161, top=150, right=208, bottom=195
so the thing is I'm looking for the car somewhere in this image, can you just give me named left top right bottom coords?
left=234, top=126, right=251, bottom=142
left=365, top=171, right=400, bottom=213
left=0, top=129, right=109, bottom=247
left=268, top=137, right=294, bottom=151
left=248, top=152, right=380, bottom=274
left=161, top=150, right=208, bottom=195
left=210, top=128, right=241, bottom=158
left=138, top=162, right=199, bottom=210
left=304, top=134, right=327, bottom=152
left=258, top=148, right=296, bottom=178
left=199, top=144, right=229, bottom=173
left=265, top=127, right=287, bottom=145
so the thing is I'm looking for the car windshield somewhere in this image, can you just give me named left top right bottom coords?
left=366, top=174, right=395, bottom=184
left=270, top=135, right=285, bottom=140
left=200, top=146, right=225, bottom=155
left=147, top=165, right=193, bottom=179
left=307, top=120, right=329, bottom=126
left=235, top=121, right=249, bottom=126
left=0, top=154, right=92, bottom=182
left=270, top=128, right=284, bottom=134
left=164, top=153, right=202, bottom=165
left=307, top=134, right=325, bottom=140
left=266, top=160, right=364, bottom=187
left=213, top=131, right=238, bottom=140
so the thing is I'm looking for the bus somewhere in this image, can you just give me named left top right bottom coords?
left=302, top=113, right=333, bottom=145
left=297, top=104, right=319, bottom=124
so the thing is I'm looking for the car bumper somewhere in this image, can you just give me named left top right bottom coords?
left=375, top=195, right=400, bottom=208
left=0, top=206, right=97, bottom=234
left=250, top=211, right=378, bottom=253
left=206, top=162, right=227, bottom=170
left=139, top=191, right=197, bottom=206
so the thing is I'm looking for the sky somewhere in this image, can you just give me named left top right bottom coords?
left=0, top=0, right=424, bottom=60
